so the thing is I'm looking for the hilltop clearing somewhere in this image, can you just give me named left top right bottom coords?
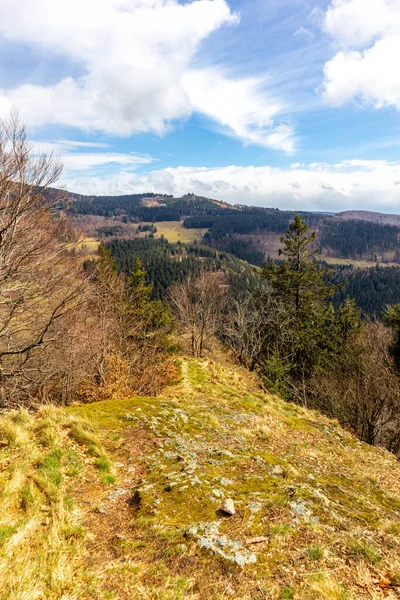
left=2, top=358, right=400, bottom=599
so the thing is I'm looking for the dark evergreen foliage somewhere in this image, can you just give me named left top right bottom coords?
left=260, top=216, right=353, bottom=388
left=321, top=220, right=400, bottom=258
left=332, top=265, right=400, bottom=316
left=104, top=237, right=257, bottom=301
left=96, top=225, right=123, bottom=237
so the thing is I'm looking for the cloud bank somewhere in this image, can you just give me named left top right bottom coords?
left=0, top=0, right=294, bottom=152
left=323, top=0, right=400, bottom=110
left=59, top=158, right=400, bottom=214
left=33, top=140, right=155, bottom=172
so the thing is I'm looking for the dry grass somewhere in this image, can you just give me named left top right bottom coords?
left=3, top=358, right=400, bottom=598
left=139, top=221, right=207, bottom=243
left=0, top=406, right=109, bottom=599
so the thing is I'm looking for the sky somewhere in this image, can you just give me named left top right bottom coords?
left=1, top=0, right=400, bottom=213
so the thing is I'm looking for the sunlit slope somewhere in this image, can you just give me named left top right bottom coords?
left=2, top=359, right=400, bottom=598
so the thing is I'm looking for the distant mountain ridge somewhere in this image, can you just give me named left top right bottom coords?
left=57, top=187, right=399, bottom=266
left=55, top=187, right=400, bottom=222
left=336, top=210, right=400, bottom=226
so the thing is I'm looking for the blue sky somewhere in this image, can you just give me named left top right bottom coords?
left=1, top=0, right=400, bottom=213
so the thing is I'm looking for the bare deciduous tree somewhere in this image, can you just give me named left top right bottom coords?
left=0, top=113, right=85, bottom=405
left=169, top=271, right=226, bottom=357
left=223, top=290, right=294, bottom=372
left=309, top=322, right=400, bottom=453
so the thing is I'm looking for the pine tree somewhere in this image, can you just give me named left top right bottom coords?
left=260, top=216, right=358, bottom=385
left=262, top=215, right=335, bottom=319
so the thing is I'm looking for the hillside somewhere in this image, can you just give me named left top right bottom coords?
left=2, top=358, right=400, bottom=599
left=65, top=189, right=400, bottom=266
left=336, top=211, right=400, bottom=227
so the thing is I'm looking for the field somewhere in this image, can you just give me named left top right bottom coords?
left=140, top=221, right=207, bottom=243
left=75, top=237, right=100, bottom=258
left=323, top=256, right=399, bottom=268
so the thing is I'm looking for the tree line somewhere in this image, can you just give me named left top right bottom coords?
left=104, top=237, right=257, bottom=301
left=170, top=215, right=400, bottom=455
left=106, top=236, right=400, bottom=318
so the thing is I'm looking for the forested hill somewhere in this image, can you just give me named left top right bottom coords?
left=104, top=237, right=258, bottom=300
left=67, top=191, right=234, bottom=221
left=104, top=237, right=400, bottom=317
left=64, top=188, right=400, bottom=264
left=337, top=210, right=400, bottom=226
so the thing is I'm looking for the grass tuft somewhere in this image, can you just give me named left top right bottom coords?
left=346, top=539, right=382, bottom=565
left=306, top=544, right=324, bottom=561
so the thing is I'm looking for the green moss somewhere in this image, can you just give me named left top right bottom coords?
left=0, top=524, right=17, bottom=546
left=306, top=544, right=324, bottom=561
left=270, top=524, right=293, bottom=538
left=279, top=587, right=295, bottom=599
left=188, top=361, right=209, bottom=385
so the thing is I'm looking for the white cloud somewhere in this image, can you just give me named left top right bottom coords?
left=182, top=69, right=295, bottom=152
left=0, top=0, right=294, bottom=151
left=322, top=0, right=400, bottom=109
left=293, top=26, right=315, bottom=40
left=59, top=159, right=400, bottom=213
left=33, top=140, right=155, bottom=172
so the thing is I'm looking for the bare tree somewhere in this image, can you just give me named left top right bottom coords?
left=169, top=271, right=226, bottom=357
left=309, top=322, right=400, bottom=453
left=0, top=113, right=85, bottom=405
left=223, top=290, right=294, bottom=372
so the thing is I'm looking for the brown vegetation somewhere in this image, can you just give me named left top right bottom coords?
left=0, top=114, right=173, bottom=407
left=169, top=271, right=226, bottom=358
left=0, top=114, right=86, bottom=406
left=309, top=322, right=400, bottom=454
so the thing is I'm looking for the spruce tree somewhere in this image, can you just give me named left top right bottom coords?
left=260, top=215, right=357, bottom=385
left=262, top=215, right=335, bottom=319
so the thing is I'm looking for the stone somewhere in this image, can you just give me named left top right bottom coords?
left=220, top=498, right=235, bottom=515
left=248, top=501, right=262, bottom=514
left=107, top=488, right=129, bottom=501
left=272, top=465, right=284, bottom=477
left=219, top=477, right=234, bottom=486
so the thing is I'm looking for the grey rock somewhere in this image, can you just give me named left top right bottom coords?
left=219, top=477, right=234, bottom=486
left=220, top=498, right=235, bottom=515
left=107, top=488, right=129, bottom=501
left=248, top=501, right=262, bottom=514
left=272, top=465, right=284, bottom=477
left=123, top=413, right=137, bottom=421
